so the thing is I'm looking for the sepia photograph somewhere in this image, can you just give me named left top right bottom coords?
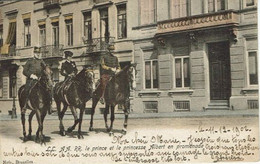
left=0, top=0, right=259, bottom=163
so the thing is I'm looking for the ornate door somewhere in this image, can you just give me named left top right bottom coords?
left=209, top=42, right=231, bottom=100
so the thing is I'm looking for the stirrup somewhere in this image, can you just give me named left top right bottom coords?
left=100, top=98, right=105, bottom=104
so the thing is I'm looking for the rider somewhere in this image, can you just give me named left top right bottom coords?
left=60, top=50, right=78, bottom=82
left=99, top=44, right=121, bottom=104
left=22, top=46, right=51, bottom=114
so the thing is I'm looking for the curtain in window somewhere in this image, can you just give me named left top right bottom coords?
left=152, top=61, right=158, bottom=88
left=181, top=0, right=187, bottom=17
left=208, top=0, right=215, bottom=12
left=183, top=58, right=190, bottom=87
left=175, top=58, right=182, bottom=87
left=217, top=0, right=225, bottom=11
left=171, top=0, right=187, bottom=18
left=249, top=52, right=258, bottom=84
left=1, top=22, right=16, bottom=55
left=145, top=62, right=151, bottom=80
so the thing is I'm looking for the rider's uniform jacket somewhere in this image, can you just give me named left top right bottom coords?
left=23, top=58, right=46, bottom=79
left=60, top=60, right=78, bottom=78
left=101, top=52, right=121, bottom=75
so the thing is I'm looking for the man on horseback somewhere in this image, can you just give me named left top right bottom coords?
left=98, top=44, right=121, bottom=104
left=60, top=51, right=78, bottom=82
left=22, top=46, right=52, bottom=114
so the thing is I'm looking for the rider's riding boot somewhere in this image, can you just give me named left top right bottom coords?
left=100, top=97, right=105, bottom=104
left=21, top=97, right=29, bottom=114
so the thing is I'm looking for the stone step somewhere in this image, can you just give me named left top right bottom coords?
left=205, top=106, right=230, bottom=110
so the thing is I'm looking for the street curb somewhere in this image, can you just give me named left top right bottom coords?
left=0, top=110, right=258, bottom=121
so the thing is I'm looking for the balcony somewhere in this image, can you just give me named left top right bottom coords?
left=84, top=37, right=115, bottom=53
left=43, top=0, right=61, bottom=10
left=41, top=45, right=63, bottom=58
left=157, top=10, right=239, bottom=35
left=0, top=45, right=18, bottom=60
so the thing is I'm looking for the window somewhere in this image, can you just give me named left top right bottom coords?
left=248, top=51, right=258, bottom=85
left=145, top=60, right=158, bottom=89
left=208, top=0, right=225, bottom=13
left=83, top=12, right=92, bottom=41
left=0, top=25, right=3, bottom=47
left=175, top=57, right=190, bottom=88
left=117, top=4, right=127, bottom=39
left=0, top=75, right=3, bottom=98
left=100, top=8, right=109, bottom=40
left=65, top=19, right=73, bottom=46
left=52, top=22, right=59, bottom=46
left=39, top=25, right=46, bottom=46
left=246, top=0, right=255, bottom=6
left=140, top=0, right=156, bottom=25
left=143, top=101, right=158, bottom=113
left=24, top=19, right=31, bottom=47
left=170, top=0, right=189, bottom=19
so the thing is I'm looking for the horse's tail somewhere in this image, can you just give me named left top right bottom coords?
left=18, top=85, right=25, bottom=109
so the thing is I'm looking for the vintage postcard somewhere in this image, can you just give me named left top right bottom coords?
left=0, top=0, right=259, bottom=163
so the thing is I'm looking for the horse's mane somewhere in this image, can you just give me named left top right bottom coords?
left=115, top=64, right=132, bottom=77
left=74, top=68, right=86, bottom=81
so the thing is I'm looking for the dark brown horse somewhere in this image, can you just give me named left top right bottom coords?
left=18, top=65, right=53, bottom=144
left=89, top=64, right=136, bottom=134
left=53, top=68, right=95, bottom=139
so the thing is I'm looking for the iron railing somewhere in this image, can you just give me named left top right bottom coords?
left=41, top=44, right=63, bottom=58
left=84, top=37, right=115, bottom=53
left=43, top=0, right=61, bottom=9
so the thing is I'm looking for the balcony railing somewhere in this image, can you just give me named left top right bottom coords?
left=84, top=37, right=115, bottom=53
left=43, top=0, right=61, bottom=9
left=41, top=45, right=63, bottom=58
left=0, top=45, right=18, bottom=59
left=157, top=10, right=239, bottom=34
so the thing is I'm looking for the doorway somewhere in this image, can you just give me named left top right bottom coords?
left=208, top=42, right=231, bottom=100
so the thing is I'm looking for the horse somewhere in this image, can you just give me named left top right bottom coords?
left=18, top=64, right=53, bottom=144
left=53, top=67, right=95, bottom=139
left=89, top=63, right=136, bottom=135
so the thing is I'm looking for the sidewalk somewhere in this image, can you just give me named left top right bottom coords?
left=0, top=109, right=258, bottom=121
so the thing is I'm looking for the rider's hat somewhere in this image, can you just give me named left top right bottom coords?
left=34, top=46, right=41, bottom=53
left=64, top=51, right=73, bottom=58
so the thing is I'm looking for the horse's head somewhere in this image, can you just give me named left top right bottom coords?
left=40, top=64, right=53, bottom=91
left=76, top=67, right=96, bottom=92
left=127, top=63, right=137, bottom=90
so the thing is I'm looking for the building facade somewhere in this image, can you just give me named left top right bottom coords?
left=0, top=0, right=258, bottom=114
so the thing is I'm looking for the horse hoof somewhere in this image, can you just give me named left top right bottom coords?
left=23, top=137, right=28, bottom=142
left=60, top=131, right=66, bottom=136
left=89, top=127, right=93, bottom=131
left=109, top=131, right=114, bottom=136
left=67, top=128, right=73, bottom=133
left=27, top=135, right=32, bottom=140
left=122, top=129, right=127, bottom=135
left=78, top=134, right=84, bottom=139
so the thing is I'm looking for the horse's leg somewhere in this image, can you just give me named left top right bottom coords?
left=67, top=106, right=79, bottom=133
left=40, top=109, right=47, bottom=145
left=89, top=97, right=99, bottom=131
left=21, top=112, right=27, bottom=142
left=35, top=109, right=44, bottom=144
left=77, top=108, right=84, bottom=139
left=104, top=104, right=109, bottom=132
left=56, top=101, right=65, bottom=136
left=28, top=110, right=36, bottom=139
left=122, top=105, right=129, bottom=135
left=109, top=105, right=115, bottom=136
